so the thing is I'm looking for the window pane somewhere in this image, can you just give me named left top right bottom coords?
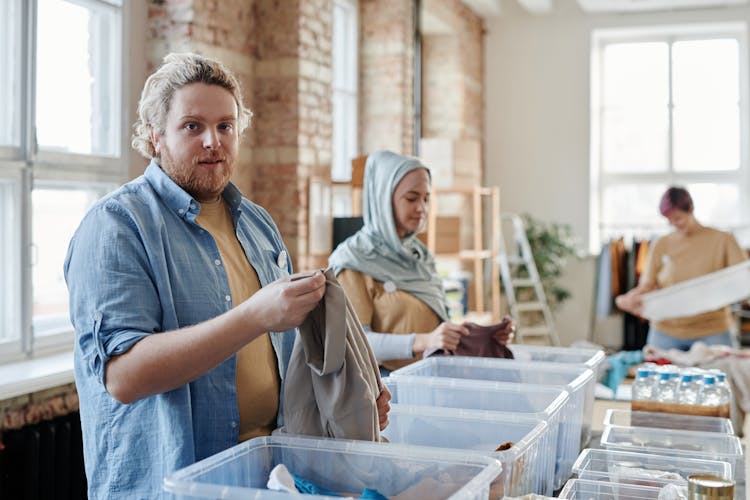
left=603, top=42, right=668, bottom=106
left=36, top=0, right=121, bottom=157
left=332, top=92, right=349, bottom=181
left=333, top=2, right=348, bottom=88
left=601, top=184, right=668, bottom=240
left=32, top=186, right=108, bottom=336
left=673, top=39, right=739, bottom=105
left=602, top=107, right=669, bottom=173
left=0, top=179, right=21, bottom=342
left=0, top=0, right=21, bottom=147
left=686, top=182, right=741, bottom=227
left=673, top=105, right=739, bottom=172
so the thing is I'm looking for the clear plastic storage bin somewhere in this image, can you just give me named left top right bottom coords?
left=558, top=478, right=665, bottom=499
left=391, top=356, right=596, bottom=447
left=603, top=409, right=735, bottom=434
left=381, top=403, right=555, bottom=497
left=572, top=448, right=733, bottom=488
left=509, top=344, right=606, bottom=380
left=382, top=375, right=574, bottom=490
left=163, top=435, right=502, bottom=499
left=600, top=425, right=744, bottom=483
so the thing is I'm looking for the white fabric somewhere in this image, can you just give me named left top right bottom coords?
left=266, top=464, right=298, bottom=493
left=641, top=260, right=750, bottom=321
left=657, top=483, right=687, bottom=500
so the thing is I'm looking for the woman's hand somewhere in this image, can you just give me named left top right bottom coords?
left=376, top=386, right=391, bottom=431
left=493, top=315, right=516, bottom=345
left=615, top=288, right=646, bottom=316
left=412, top=322, right=468, bottom=355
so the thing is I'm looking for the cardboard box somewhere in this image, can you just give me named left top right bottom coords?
left=631, top=400, right=730, bottom=419
left=419, top=138, right=481, bottom=189
left=417, top=215, right=461, bottom=253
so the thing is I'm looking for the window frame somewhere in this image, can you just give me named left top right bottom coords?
left=331, top=0, right=359, bottom=184
left=589, top=22, right=750, bottom=252
left=0, top=0, right=127, bottom=364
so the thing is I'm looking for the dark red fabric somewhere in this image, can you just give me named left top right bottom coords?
left=424, top=320, right=514, bottom=359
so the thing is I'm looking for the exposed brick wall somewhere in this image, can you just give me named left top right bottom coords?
left=359, top=0, right=416, bottom=156
left=144, top=0, right=333, bottom=269
left=422, top=0, right=484, bottom=143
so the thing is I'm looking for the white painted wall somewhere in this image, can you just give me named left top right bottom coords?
left=484, top=0, right=750, bottom=345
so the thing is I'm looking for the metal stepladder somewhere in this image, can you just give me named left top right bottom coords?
left=498, top=213, right=560, bottom=345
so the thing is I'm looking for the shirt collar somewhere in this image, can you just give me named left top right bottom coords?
left=144, top=159, right=244, bottom=218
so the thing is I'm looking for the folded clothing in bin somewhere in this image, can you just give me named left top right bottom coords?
left=282, top=268, right=382, bottom=441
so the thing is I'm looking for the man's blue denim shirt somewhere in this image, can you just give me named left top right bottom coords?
left=64, top=161, right=296, bottom=499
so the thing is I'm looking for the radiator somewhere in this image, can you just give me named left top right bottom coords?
left=0, top=412, right=87, bottom=499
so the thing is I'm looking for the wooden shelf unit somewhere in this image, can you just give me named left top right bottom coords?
left=423, top=186, right=501, bottom=321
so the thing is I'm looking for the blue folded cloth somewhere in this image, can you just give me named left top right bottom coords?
left=292, top=473, right=388, bottom=499
left=604, top=350, right=643, bottom=394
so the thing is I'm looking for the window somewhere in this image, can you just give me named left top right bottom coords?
left=331, top=0, right=359, bottom=216
left=0, top=0, right=124, bottom=363
left=590, top=24, right=749, bottom=251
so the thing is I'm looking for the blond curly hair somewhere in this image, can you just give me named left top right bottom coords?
left=131, top=53, right=253, bottom=159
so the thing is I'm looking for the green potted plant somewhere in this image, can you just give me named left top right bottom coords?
left=517, top=213, right=579, bottom=311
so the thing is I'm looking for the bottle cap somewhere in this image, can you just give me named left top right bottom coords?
left=687, top=474, right=734, bottom=499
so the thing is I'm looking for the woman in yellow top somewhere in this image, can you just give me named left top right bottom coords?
left=329, top=150, right=514, bottom=374
left=616, top=186, right=747, bottom=351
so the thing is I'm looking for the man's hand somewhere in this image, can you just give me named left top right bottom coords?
left=240, top=271, right=326, bottom=332
left=376, top=386, right=391, bottom=431
left=413, top=322, right=468, bottom=355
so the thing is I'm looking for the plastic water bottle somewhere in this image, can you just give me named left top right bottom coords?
left=654, top=372, right=677, bottom=403
left=632, top=368, right=654, bottom=401
left=676, top=373, right=698, bottom=405
left=698, top=375, right=722, bottom=407
left=710, top=369, right=732, bottom=405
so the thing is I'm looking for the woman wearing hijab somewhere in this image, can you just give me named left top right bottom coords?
left=329, top=150, right=514, bottom=374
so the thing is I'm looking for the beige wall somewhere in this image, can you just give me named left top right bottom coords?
left=483, top=0, right=750, bottom=345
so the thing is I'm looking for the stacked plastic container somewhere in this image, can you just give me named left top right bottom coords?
left=382, top=376, right=570, bottom=495
left=563, top=408, right=743, bottom=499
left=509, top=344, right=607, bottom=381
left=603, top=408, right=735, bottom=434
left=572, top=448, right=733, bottom=488
left=163, top=435, right=503, bottom=499
left=558, top=478, right=665, bottom=499
left=600, top=425, right=744, bottom=484
left=381, top=404, right=554, bottom=497
left=163, top=345, right=605, bottom=498
left=390, top=355, right=597, bottom=490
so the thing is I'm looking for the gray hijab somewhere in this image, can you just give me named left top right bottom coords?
left=329, top=150, right=448, bottom=321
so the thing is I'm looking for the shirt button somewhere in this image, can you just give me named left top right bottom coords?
left=190, top=203, right=196, bottom=210
left=214, top=259, right=221, bottom=266
left=225, top=295, right=231, bottom=302
left=178, top=208, right=184, bottom=215
left=231, top=421, right=237, bottom=428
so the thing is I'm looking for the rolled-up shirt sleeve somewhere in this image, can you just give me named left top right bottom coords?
left=65, top=203, right=160, bottom=387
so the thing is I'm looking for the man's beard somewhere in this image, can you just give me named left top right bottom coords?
left=160, top=146, right=233, bottom=202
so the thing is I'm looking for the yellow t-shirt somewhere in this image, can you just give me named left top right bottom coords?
left=196, top=198, right=280, bottom=442
left=641, top=226, right=747, bottom=339
left=337, top=269, right=441, bottom=371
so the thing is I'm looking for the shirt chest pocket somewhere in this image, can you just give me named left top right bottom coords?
left=258, top=249, right=290, bottom=284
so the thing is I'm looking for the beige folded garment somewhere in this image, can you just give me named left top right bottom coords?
left=282, top=268, right=382, bottom=441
